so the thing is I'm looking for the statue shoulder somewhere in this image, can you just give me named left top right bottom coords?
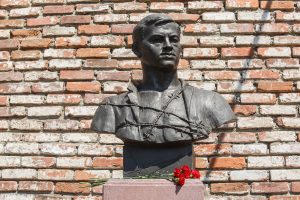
left=185, top=84, right=219, bottom=101
left=101, top=92, right=128, bottom=104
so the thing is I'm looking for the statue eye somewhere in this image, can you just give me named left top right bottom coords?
left=149, top=35, right=164, bottom=43
left=170, top=36, right=179, bottom=43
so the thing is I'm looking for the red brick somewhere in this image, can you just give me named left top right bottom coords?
left=194, top=157, right=208, bottom=169
left=12, top=29, right=41, bottom=38
left=66, top=82, right=100, bottom=93
left=76, top=3, right=109, bottom=14
left=204, top=71, right=241, bottom=80
left=60, top=70, right=94, bottom=80
left=44, top=49, right=75, bottom=58
left=241, top=93, right=277, bottom=104
left=150, top=2, right=184, bottom=12
left=260, top=1, right=294, bottom=10
left=32, top=0, right=64, bottom=5
left=0, top=10, right=7, bottom=18
left=11, top=50, right=42, bottom=60
left=0, top=51, right=10, bottom=61
left=167, top=13, right=199, bottom=23
left=184, top=24, right=218, bottom=34
left=22, top=156, right=56, bottom=168
left=252, top=182, right=289, bottom=194
left=258, top=81, right=293, bottom=92
left=209, top=157, right=246, bottom=169
left=0, top=19, right=24, bottom=28
left=56, top=37, right=88, bottom=48
left=111, top=24, right=135, bottom=34
left=78, top=25, right=109, bottom=35
left=74, top=170, right=110, bottom=181
left=0, top=39, right=19, bottom=50
left=47, top=94, right=81, bottom=105
left=118, top=60, right=140, bottom=69
left=226, top=0, right=259, bottom=9
left=93, top=157, right=123, bottom=169
left=0, top=72, right=23, bottom=82
left=221, top=47, right=254, bottom=58
left=0, top=96, right=8, bottom=105
left=266, top=58, right=299, bottom=68
left=55, top=182, right=89, bottom=194
left=44, top=5, right=74, bottom=14
left=114, top=2, right=147, bottom=13
left=61, top=15, right=91, bottom=24
left=0, top=0, right=30, bottom=8
left=293, top=47, right=300, bottom=57
left=38, top=169, right=74, bottom=180
left=20, top=39, right=52, bottom=49
left=291, top=182, right=300, bottom=193
left=233, top=105, right=256, bottom=116
left=27, top=16, right=59, bottom=27
left=220, top=23, right=254, bottom=33
left=31, top=82, right=64, bottom=93
left=84, top=94, right=112, bottom=105
left=19, top=181, right=53, bottom=192
left=270, top=196, right=300, bottom=200
left=245, top=70, right=280, bottom=79
left=76, top=48, right=110, bottom=58
left=194, top=144, right=231, bottom=156
left=0, top=181, right=18, bottom=192
left=211, top=182, right=249, bottom=194
left=84, top=59, right=118, bottom=69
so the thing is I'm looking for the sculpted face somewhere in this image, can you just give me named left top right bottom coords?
left=138, top=23, right=181, bottom=72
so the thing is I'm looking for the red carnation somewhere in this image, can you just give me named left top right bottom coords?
left=181, top=165, right=191, bottom=178
left=177, top=175, right=185, bottom=186
left=191, top=170, right=200, bottom=179
left=173, top=168, right=181, bottom=178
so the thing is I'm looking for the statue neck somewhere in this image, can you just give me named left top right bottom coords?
left=140, top=65, right=180, bottom=91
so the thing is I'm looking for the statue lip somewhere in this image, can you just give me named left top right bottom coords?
left=160, top=52, right=176, bottom=57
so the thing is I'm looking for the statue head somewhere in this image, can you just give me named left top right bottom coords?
left=132, top=14, right=181, bottom=72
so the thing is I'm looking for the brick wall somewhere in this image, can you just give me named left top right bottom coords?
left=0, top=0, right=299, bottom=199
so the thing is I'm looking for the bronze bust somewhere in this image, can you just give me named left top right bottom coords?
left=92, top=14, right=236, bottom=177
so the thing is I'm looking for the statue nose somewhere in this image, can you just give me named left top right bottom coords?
left=163, top=37, right=172, bottom=49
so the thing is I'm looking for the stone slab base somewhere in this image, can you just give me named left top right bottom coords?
left=103, top=179, right=205, bottom=200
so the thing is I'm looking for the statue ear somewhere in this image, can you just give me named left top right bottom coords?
left=132, top=43, right=142, bottom=58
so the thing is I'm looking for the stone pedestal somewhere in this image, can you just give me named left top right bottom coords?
left=103, top=179, right=205, bottom=200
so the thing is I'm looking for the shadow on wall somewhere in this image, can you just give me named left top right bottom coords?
left=204, top=0, right=274, bottom=183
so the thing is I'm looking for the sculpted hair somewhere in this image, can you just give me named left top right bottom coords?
left=132, top=14, right=180, bottom=56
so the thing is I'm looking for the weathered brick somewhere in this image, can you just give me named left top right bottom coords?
left=111, top=24, right=135, bottom=34
left=241, top=93, right=276, bottom=104
left=228, top=59, right=265, bottom=69
left=103, top=81, right=127, bottom=93
left=286, top=156, right=300, bottom=167
left=204, top=71, right=240, bottom=80
left=0, top=181, right=18, bottom=192
left=202, top=12, right=235, bottom=22
left=271, top=169, right=300, bottom=181
left=258, top=131, right=296, bottom=142
left=94, top=14, right=128, bottom=23
left=274, top=36, right=300, bottom=45
left=15, top=60, right=47, bottom=71
left=219, top=132, right=256, bottom=143
left=114, top=2, right=146, bottom=13
left=291, top=182, right=300, bottom=193
left=261, top=1, right=294, bottom=10
left=201, top=171, right=229, bottom=182
left=78, top=144, right=113, bottom=156
left=49, top=59, right=81, bottom=69
left=270, top=142, right=300, bottom=154
left=251, top=182, right=289, bottom=194
left=78, top=25, right=109, bottom=35
left=257, top=81, right=293, bottom=92
left=43, top=27, right=76, bottom=37
left=0, top=0, right=30, bottom=8
left=10, top=95, right=45, bottom=105
left=18, top=181, right=53, bottom=192
left=76, top=3, right=109, bottom=13
left=238, top=11, right=271, bottom=22
left=226, top=0, right=259, bottom=9
left=293, top=47, right=300, bottom=57
left=12, top=29, right=41, bottom=38
left=211, top=182, right=249, bottom=194
left=55, top=182, right=90, bottom=194
left=85, top=59, right=117, bottom=69
left=183, top=48, right=218, bottom=58
left=0, top=156, right=20, bottom=167
left=191, top=60, right=225, bottom=70
left=222, top=47, right=254, bottom=58
left=232, top=143, right=268, bottom=155
left=24, top=71, right=57, bottom=81
left=236, top=36, right=271, bottom=46
left=2, top=169, right=37, bottom=179
left=200, top=36, right=234, bottom=47
left=10, top=7, right=41, bottom=18
left=44, top=49, right=75, bottom=58
left=0, top=19, right=24, bottom=28
left=66, top=82, right=100, bottom=93
left=178, top=70, right=202, bottom=81
left=267, top=58, right=300, bottom=68
left=47, top=94, right=81, bottom=105
left=150, top=2, right=184, bottom=12
left=230, top=170, right=268, bottom=181
left=65, top=106, right=97, bottom=117
left=22, top=133, right=60, bottom=142
left=56, top=36, right=88, bottom=48
left=61, top=15, right=91, bottom=25
left=21, top=156, right=55, bottom=168
left=188, top=1, right=223, bottom=12
left=0, top=39, right=19, bottom=50
left=112, top=48, right=136, bottom=58
left=220, top=23, right=254, bottom=34
left=280, top=93, right=300, bottom=103
left=93, top=157, right=123, bottom=169
left=245, top=70, right=280, bottom=80
left=209, top=157, right=246, bottom=169
left=28, top=106, right=63, bottom=118
left=194, top=144, right=231, bottom=156
left=238, top=117, right=274, bottom=129
left=31, top=82, right=64, bottom=93
left=38, top=169, right=74, bottom=181
left=10, top=119, right=42, bottom=131
left=96, top=71, right=130, bottom=81
left=57, top=157, right=92, bottom=168
left=258, top=47, right=291, bottom=58
left=277, top=117, right=300, bottom=128
left=167, top=13, right=200, bottom=23
left=0, top=61, right=12, bottom=71
left=27, top=16, right=59, bottom=27
left=256, top=23, right=290, bottom=34
left=0, top=83, right=31, bottom=94
left=91, top=36, right=124, bottom=47
left=0, top=72, right=23, bottom=82
left=44, top=5, right=74, bottom=14
left=74, top=170, right=110, bottom=181
left=0, top=30, right=9, bottom=39
left=0, top=10, right=7, bottom=18
left=76, top=48, right=109, bottom=58
left=44, top=119, right=80, bottom=131
left=260, top=105, right=296, bottom=115
left=248, top=156, right=284, bottom=168
left=184, top=24, right=218, bottom=34
left=40, top=143, right=77, bottom=156
left=12, top=50, right=42, bottom=60
left=84, top=94, right=112, bottom=105
left=232, top=105, right=256, bottom=116
left=60, top=70, right=94, bottom=81
left=195, top=157, right=209, bottom=169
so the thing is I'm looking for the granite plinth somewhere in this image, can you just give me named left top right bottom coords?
left=103, top=179, right=205, bottom=200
